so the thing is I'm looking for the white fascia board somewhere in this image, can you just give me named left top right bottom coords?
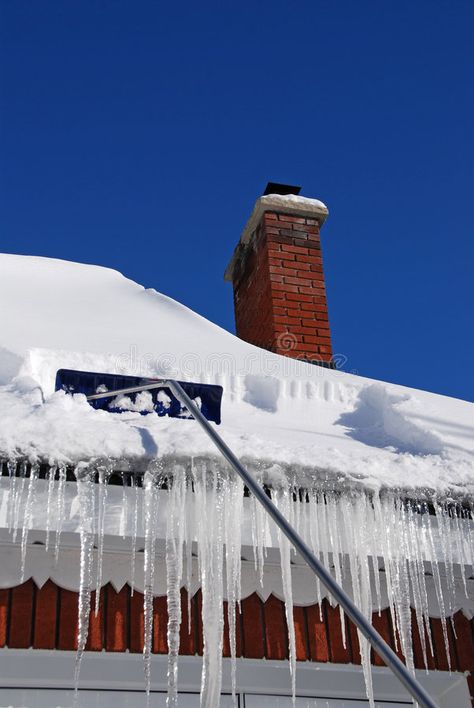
left=0, top=649, right=470, bottom=707
left=0, top=478, right=471, bottom=566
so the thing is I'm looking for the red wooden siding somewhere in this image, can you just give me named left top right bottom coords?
left=0, top=580, right=473, bottom=696
left=0, top=589, right=8, bottom=647
left=240, top=593, right=264, bottom=659
left=106, top=586, right=128, bottom=652
left=306, top=603, right=329, bottom=662
left=9, top=580, right=34, bottom=648
left=34, top=580, right=58, bottom=649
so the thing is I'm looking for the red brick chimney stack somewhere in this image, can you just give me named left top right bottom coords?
left=225, top=184, right=333, bottom=364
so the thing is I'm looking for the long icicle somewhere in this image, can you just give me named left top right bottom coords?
left=143, top=464, right=160, bottom=699
left=94, top=460, right=112, bottom=615
left=73, top=464, right=96, bottom=699
left=45, top=465, right=57, bottom=552
left=54, top=464, right=67, bottom=565
left=20, top=462, right=39, bottom=581
left=274, top=485, right=297, bottom=706
left=165, top=464, right=187, bottom=707
left=130, top=475, right=140, bottom=596
left=224, top=469, right=244, bottom=705
left=194, top=461, right=225, bottom=708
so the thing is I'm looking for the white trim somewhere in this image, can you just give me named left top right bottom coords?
left=2, top=480, right=471, bottom=565
left=0, top=649, right=470, bottom=707
left=1, top=539, right=472, bottom=616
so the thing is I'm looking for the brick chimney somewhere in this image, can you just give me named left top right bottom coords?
left=225, top=183, right=333, bottom=364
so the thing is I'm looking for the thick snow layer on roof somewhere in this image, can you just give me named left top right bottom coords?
left=0, top=253, right=473, bottom=497
left=260, top=192, right=328, bottom=212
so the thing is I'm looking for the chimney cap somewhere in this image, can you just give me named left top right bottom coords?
left=263, top=182, right=301, bottom=196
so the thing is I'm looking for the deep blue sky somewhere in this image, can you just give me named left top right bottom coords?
left=1, top=1, right=473, bottom=401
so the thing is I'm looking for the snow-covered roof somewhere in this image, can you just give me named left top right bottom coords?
left=0, top=253, right=473, bottom=498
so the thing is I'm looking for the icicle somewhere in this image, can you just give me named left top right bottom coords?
left=434, top=500, right=455, bottom=611
left=307, top=490, right=323, bottom=611
left=451, top=503, right=471, bottom=596
left=465, top=501, right=474, bottom=567
left=54, top=465, right=67, bottom=564
left=185, top=458, right=196, bottom=636
left=248, top=467, right=268, bottom=590
left=121, top=472, right=128, bottom=540
left=397, top=499, right=417, bottom=674
left=416, top=501, right=437, bottom=666
left=119, top=457, right=133, bottom=544
left=223, top=470, right=244, bottom=704
left=94, top=460, right=112, bottom=615
left=142, top=464, right=160, bottom=697
left=165, top=465, right=187, bottom=707
left=12, top=460, right=28, bottom=542
left=254, top=495, right=269, bottom=589
left=317, top=490, right=332, bottom=620
left=7, top=459, right=17, bottom=532
left=373, top=493, right=398, bottom=651
left=273, top=485, right=296, bottom=705
left=130, top=475, right=139, bottom=596
left=381, top=497, right=412, bottom=674
left=419, top=500, right=451, bottom=671
left=193, top=462, right=225, bottom=708
left=20, top=462, right=39, bottom=581
left=45, top=466, right=57, bottom=552
left=185, top=534, right=193, bottom=636
left=325, top=491, right=347, bottom=648
left=249, top=496, right=265, bottom=589
left=341, top=493, right=375, bottom=708
left=73, top=465, right=96, bottom=695
left=405, top=501, right=431, bottom=670
left=118, top=460, right=131, bottom=542
left=366, top=494, right=382, bottom=615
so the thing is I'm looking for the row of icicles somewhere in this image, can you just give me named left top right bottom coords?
left=1, top=458, right=473, bottom=707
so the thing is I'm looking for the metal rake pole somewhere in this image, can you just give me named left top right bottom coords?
left=168, top=379, right=438, bottom=708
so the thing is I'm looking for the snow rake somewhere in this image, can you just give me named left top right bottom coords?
left=55, top=368, right=223, bottom=424
left=58, top=369, right=437, bottom=708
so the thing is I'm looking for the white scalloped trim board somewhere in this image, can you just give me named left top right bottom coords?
left=1, top=543, right=472, bottom=617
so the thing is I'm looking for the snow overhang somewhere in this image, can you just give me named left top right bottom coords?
left=224, top=193, right=329, bottom=281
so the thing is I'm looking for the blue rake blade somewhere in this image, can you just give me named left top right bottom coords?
left=55, top=369, right=223, bottom=424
